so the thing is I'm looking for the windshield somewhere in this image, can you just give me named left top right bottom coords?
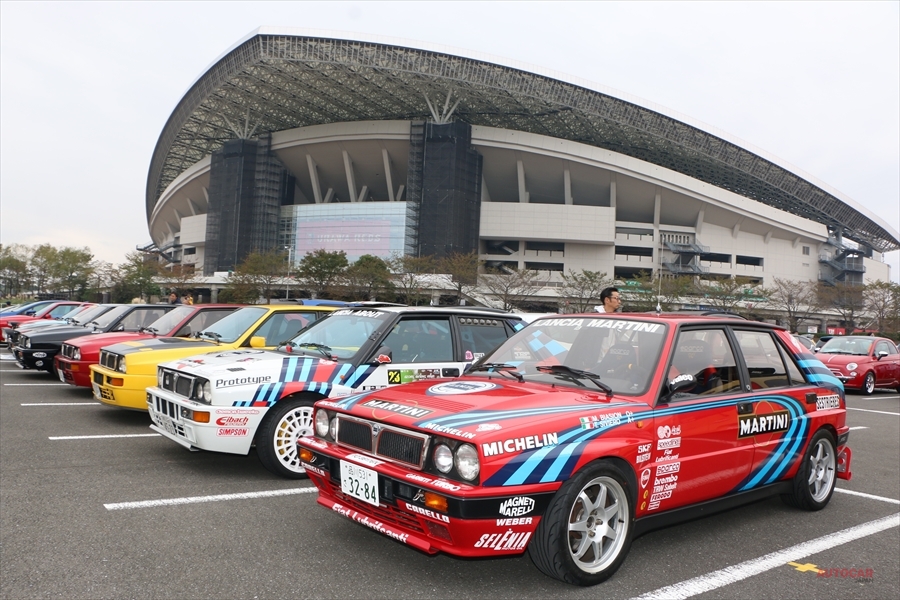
left=90, top=305, right=132, bottom=328
left=195, top=307, right=267, bottom=343
left=142, top=305, right=194, bottom=333
left=71, top=305, right=116, bottom=325
left=475, top=316, right=667, bottom=395
left=818, top=337, right=873, bottom=356
left=289, top=308, right=391, bottom=360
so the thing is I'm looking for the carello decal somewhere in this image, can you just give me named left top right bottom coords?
left=215, top=375, right=272, bottom=389
left=738, top=410, right=791, bottom=437
left=362, top=400, right=432, bottom=418
left=482, top=432, right=558, bottom=457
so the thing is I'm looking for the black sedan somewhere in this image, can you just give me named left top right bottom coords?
left=12, top=304, right=175, bottom=372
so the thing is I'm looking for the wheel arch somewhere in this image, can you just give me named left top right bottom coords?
left=252, top=391, right=326, bottom=445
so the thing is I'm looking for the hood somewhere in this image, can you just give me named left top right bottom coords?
left=23, top=324, right=96, bottom=342
left=816, top=353, right=868, bottom=366
left=327, top=376, right=646, bottom=443
left=103, top=336, right=217, bottom=356
left=160, top=348, right=285, bottom=375
left=65, top=331, right=154, bottom=351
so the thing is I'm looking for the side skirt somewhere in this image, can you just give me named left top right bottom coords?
left=633, top=481, right=792, bottom=538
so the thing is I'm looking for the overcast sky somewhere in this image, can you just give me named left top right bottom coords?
left=1, top=1, right=898, bottom=282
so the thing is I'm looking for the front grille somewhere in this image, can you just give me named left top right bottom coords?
left=150, top=395, right=188, bottom=440
left=98, top=387, right=114, bottom=401
left=336, top=415, right=429, bottom=469
left=93, top=370, right=104, bottom=385
left=377, top=430, right=425, bottom=466
left=158, top=368, right=197, bottom=399
left=62, top=344, right=76, bottom=359
left=153, top=395, right=181, bottom=419
left=338, top=419, right=373, bottom=450
left=321, top=478, right=425, bottom=534
left=99, top=351, right=121, bottom=370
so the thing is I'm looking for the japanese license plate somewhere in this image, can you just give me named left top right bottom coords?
left=58, top=368, right=66, bottom=383
left=341, top=460, right=379, bottom=506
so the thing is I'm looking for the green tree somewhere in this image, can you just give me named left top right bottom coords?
left=765, top=277, right=821, bottom=332
left=696, top=276, right=762, bottom=314
left=863, top=280, right=900, bottom=336
left=0, top=244, right=31, bottom=297
left=29, top=244, right=56, bottom=294
left=558, top=269, right=612, bottom=313
left=343, top=255, right=394, bottom=301
left=440, top=251, right=481, bottom=305
left=389, top=254, right=436, bottom=305
left=297, top=249, right=349, bottom=299
left=818, top=281, right=866, bottom=333
left=111, top=252, right=161, bottom=302
left=50, top=246, right=94, bottom=298
left=222, top=250, right=288, bottom=303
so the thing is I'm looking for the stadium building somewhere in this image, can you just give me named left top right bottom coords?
left=144, top=28, right=899, bottom=302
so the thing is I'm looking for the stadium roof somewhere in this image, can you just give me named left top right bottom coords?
left=147, top=28, right=900, bottom=253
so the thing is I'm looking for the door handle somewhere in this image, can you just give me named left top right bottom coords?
left=737, top=402, right=754, bottom=415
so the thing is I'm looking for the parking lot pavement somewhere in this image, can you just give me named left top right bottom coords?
left=1, top=351, right=897, bottom=599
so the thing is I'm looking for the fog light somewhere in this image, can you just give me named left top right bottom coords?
left=425, top=520, right=453, bottom=541
left=424, top=492, right=448, bottom=513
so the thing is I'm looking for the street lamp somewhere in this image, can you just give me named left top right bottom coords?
left=285, top=246, right=293, bottom=299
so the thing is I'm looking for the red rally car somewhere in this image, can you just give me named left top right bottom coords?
left=54, top=304, right=239, bottom=387
left=298, top=313, right=850, bottom=586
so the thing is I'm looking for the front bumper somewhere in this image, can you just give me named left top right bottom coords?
left=90, top=366, right=153, bottom=410
left=146, top=387, right=261, bottom=455
left=13, top=347, right=58, bottom=371
left=55, top=357, right=93, bottom=387
left=298, top=437, right=556, bottom=558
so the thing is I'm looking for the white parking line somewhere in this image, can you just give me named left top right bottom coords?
left=848, top=426, right=868, bottom=430
left=20, top=402, right=99, bottom=406
left=835, top=488, right=900, bottom=505
left=5, top=383, right=68, bottom=386
left=49, top=434, right=161, bottom=440
left=847, top=407, right=900, bottom=416
left=633, top=513, right=900, bottom=599
left=104, top=487, right=318, bottom=510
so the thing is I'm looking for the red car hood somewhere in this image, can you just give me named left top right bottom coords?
left=327, top=376, right=649, bottom=442
left=816, top=354, right=868, bottom=366
left=65, top=331, right=157, bottom=353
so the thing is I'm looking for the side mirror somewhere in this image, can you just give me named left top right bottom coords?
left=667, top=373, right=696, bottom=395
left=369, top=345, right=392, bottom=364
left=250, top=336, right=266, bottom=348
left=114, top=323, right=125, bottom=332
left=876, top=351, right=888, bottom=360
left=24, top=310, right=36, bottom=316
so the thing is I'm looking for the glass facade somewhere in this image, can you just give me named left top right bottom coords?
left=280, top=203, right=409, bottom=263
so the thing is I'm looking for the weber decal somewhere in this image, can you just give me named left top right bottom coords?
left=498, top=496, right=535, bottom=517
left=362, top=400, right=432, bottom=418
left=496, top=517, right=532, bottom=526
left=482, top=432, right=558, bottom=457
left=738, top=410, right=791, bottom=437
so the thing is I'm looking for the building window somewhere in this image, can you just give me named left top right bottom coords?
left=802, top=246, right=810, bottom=255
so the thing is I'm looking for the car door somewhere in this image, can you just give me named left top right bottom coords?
left=649, top=327, right=752, bottom=513
left=362, top=316, right=459, bottom=389
left=873, top=340, right=900, bottom=385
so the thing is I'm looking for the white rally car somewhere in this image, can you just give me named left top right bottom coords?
left=147, top=306, right=527, bottom=477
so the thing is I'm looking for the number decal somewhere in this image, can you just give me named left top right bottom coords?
left=388, top=370, right=401, bottom=384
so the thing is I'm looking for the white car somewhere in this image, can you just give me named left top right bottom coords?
left=147, top=306, right=527, bottom=478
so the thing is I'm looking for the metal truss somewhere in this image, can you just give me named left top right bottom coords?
left=147, top=34, right=899, bottom=253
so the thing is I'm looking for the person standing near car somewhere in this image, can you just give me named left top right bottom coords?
left=598, top=287, right=621, bottom=313
left=168, top=292, right=181, bottom=305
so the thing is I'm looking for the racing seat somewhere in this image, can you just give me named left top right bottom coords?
left=671, top=339, right=721, bottom=395
left=596, top=343, right=636, bottom=378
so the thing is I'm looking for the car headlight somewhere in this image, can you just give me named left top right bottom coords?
left=73, top=348, right=81, bottom=360
left=116, top=356, right=127, bottom=373
left=193, top=379, right=212, bottom=404
left=846, top=362, right=858, bottom=371
left=315, top=409, right=331, bottom=437
left=454, top=443, right=480, bottom=481
left=157, top=368, right=165, bottom=388
left=22, top=337, right=30, bottom=348
left=434, top=444, right=453, bottom=473
left=329, top=417, right=339, bottom=440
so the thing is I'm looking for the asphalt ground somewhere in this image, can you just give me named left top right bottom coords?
left=1, top=348, right=897, bottom=599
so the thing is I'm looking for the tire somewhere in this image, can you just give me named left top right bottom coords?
left=781, top=429, right=836, bottom=511
left=862, top=372, right=875, bottom=395
left=528, top=461, right=633, bottom=586
left=256, top=397, right=316, bottom=479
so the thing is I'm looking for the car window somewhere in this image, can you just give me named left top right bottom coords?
left=292, top=309, right=389, bottom=360
left=733, top=330, right=794, bottom=389
left=458, top=317, right=516, bottom=362
left=251, top=311, right=322, bottom=346
left=47, top=305, right=79, bottom=318
left=173, top=309, right=235, bottom=337
left=818, top=337, right=873, bottom=356
left=119, top=307, right=172, bottom=331
left=384, top=317, right=453, bottom=363
left=667, top=329, right=742, bottom=399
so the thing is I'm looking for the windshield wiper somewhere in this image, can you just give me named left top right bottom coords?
left=286, top=342, right=334, bottom=360
left=199, top=331, right=222, bottom=343
left=536, top=365, right=613, bottom=398
left=467, top=363, right=524, bottom=382
left=139, top=326, right=159, bottom=336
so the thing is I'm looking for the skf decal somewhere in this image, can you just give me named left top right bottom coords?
left=362, top=399, right=432, bottom=418
left=816, top=395, right=841, bottom=411
left=421, top=422, right=475, bottom=439
left=474, top=530, right=532, bottom=551
left=636, top=443, right=652, bottom=463
left=739, top=410, right=791, bottom=437
left=498, top=496, right=534, bottom=517
left=482, top=432, right=558, bottom=456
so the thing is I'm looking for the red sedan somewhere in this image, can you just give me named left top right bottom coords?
left=815, top=335, right=900, bottom=394
left=54, top=304, right=239, bottom=387
left=299, top=313, right=850, bottom=585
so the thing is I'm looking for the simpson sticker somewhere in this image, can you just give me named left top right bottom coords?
left=216, top=416, right=249, bottom=426
left=498, top=496, right=535, bottom=517
left=427, top=381, right=499, bottom=395
left=482, top=432, right=558, bottom=457
left=362, top=399, right=432, bottom=418
left=738, top=410, right=791, bottom=437
left=421, top=422, right=475, bottom=439
left=474, top=530, right=532, bottom=551
left=816, top=394, right=841, bottom=410
left=216, top=428, right=248, bottom=436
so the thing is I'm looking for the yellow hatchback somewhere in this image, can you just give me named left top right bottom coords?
left=90, top=304, right=338, bottom=411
